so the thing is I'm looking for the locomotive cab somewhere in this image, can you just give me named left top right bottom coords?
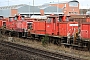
left=58, top=15, right=64, bottom=22
left=14, top=15, right=25, bottom=20
left=46, top=15, right=68, bottom=35
left=58, top=15, right=70, bottom=22
left=9, top=17, right=15, bottom=21
left=46, top=15, right=59, bottom=35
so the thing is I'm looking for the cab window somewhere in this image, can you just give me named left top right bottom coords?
left=46, top=18, right=52, bottom=23
left=21, top=17, right=24, bottom=20
left=0, top=17, right=3, bottom=20
left=14, top=17, right=18, bottom=20
left=27, top=22, right=33, bottom=30
left=9, top=18, right=13, bottom=21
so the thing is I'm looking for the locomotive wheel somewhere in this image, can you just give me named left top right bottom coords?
left=51, top=37, right=54, bottom=44
left=31, top=34, right=35, bottom=41
left=18, top=32, right=22, bottom=38
left=9, top=32, right=12, bottom=37
left=47, top=36, right=51, bottom=43
left=57, top=38, right=61, bottom=46
left=2, top=29, right=6, bottom=35
left=88, top=42, right=90, bottom=51
left=0, top=30, right=2, bottom=37
left=38, top=36, right=42, bottom=41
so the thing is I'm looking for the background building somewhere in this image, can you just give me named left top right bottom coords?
left=49, top=0, right=79, bottom=15
left=0, top=0, right=80, bottom=17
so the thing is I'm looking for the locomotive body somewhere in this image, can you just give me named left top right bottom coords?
left=0, top=14, right=90, bottom=50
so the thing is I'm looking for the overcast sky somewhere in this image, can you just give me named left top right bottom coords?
left=0, top=0, right=90, bottom=9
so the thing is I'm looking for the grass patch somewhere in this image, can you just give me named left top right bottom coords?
left=41, top=34, right=49, bottom=47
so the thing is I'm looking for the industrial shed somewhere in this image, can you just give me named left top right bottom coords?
left=0, top=4, right=64, bottom=17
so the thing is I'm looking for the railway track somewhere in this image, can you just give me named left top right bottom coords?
left=0, top=40, right=84, bottom=60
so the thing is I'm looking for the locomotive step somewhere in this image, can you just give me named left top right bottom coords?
left=27, top=37, right=33, bottom=39
left=22, top=36, right=26, bottom=37
left=61, top=43, right=72, bottom=46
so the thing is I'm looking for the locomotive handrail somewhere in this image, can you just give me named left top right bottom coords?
left=67, top=29, right=71, bottom=37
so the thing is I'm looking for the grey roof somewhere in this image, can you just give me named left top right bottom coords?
left=18, top=5, right=40, bottom=13
left=0, top=9, right=10, bottom=17
left=38, top=4, right=50, bottom=9
left=18, top=5, right=63, bottom=15
left=44, top=6, right=63, bottom=14
left=0, top=4, right=63, bottom=17
left=0, top=4, right=26, bottom=10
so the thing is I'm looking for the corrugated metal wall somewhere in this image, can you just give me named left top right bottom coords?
left=0, top=9, right=10, bottom=17
left=18, top=5, right=40, bottom=13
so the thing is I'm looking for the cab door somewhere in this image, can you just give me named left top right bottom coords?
left=46, top=17, right=58, bottom=35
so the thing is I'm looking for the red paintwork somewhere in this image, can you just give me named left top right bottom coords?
left=46, top=17, right=58, bottom=35
left=6, top=17, right=16, bottom=30
left=5, top=15, right=36, bottom=33
left=18, top=15, right=21, bottom=20
left=62, top=16, right=66, bottom=22
left=0, top=20, right=2, bottom=28
left=86, top=17, right=90, bottom=22
left=0, top=16, right=5, bottom=28
left=81, top=23, right=90, bottom=39
left=59, top=22, right=78, bottom=37
left=32, top=21, right=46, bottom=34
left=31, top=15, right=78, bottom=37
left=3, top=14, right=90, bottom=41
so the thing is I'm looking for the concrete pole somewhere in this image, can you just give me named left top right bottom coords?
left=57, top=0, right=59, bottom=15
left=33, top=0, right=34, bottom=15
left=29, top=2, right=30, bottom=17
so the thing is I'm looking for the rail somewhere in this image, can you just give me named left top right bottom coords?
left=0, top=40, right=84, bottom=60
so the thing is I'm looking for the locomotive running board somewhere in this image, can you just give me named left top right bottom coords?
left=27, top=37, right=33, bottom=39
left=22, top=36, right=26, bottom=37
left=61, top=43, right=72, bottom=46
